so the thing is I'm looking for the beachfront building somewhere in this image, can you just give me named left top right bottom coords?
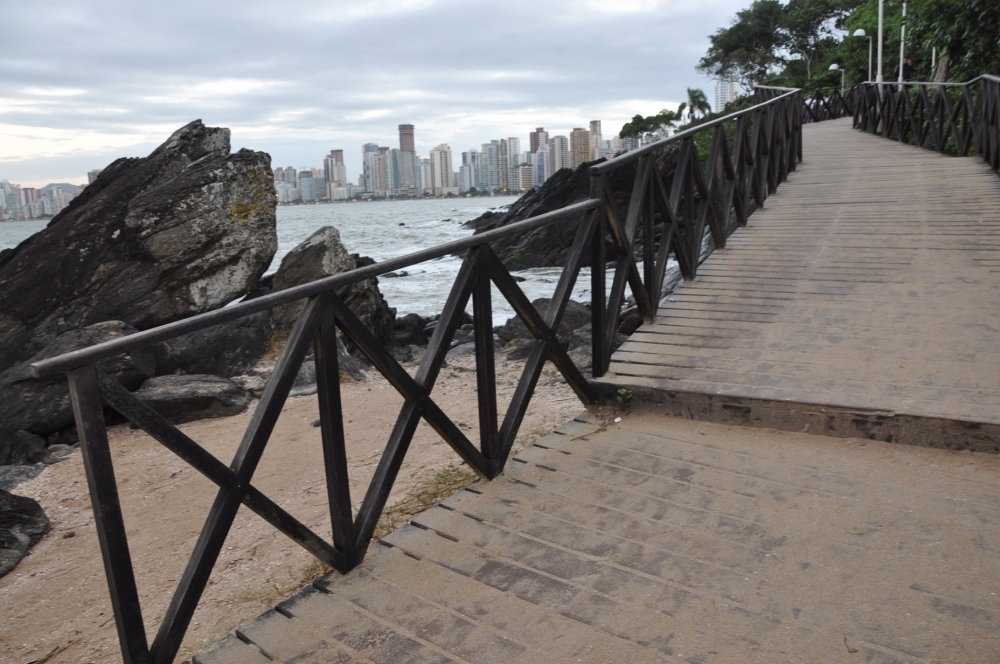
left=548, top=135, right=570, bottom=173
left=323, top=150, right=348, bottom=189
left=715, top=79, right=740, bottom=112
left=518, top=162, right=533, bottom=190
left=569, top=128, right=591, bottom=169
left=428, top=144, right=454, bottom=196
left=479, top=140, right=500, bottom=192
left=589, top=120, right=602, bottom=160
left=529, top=127, right=547, bottom=154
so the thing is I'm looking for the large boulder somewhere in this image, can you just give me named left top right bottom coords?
left=0, top=120, right=277, bottom=374
left=132, top=375, right=250, bottom=424
left=0, top=429, right=47, bottom=466
left=0, top=321, right=157, bottom=435
left=269, top=226, right=395, bottom=349
left=496, top=298, right=592, bottom=344
left=154, top=310, right=271, bottom=377
left=0, top=488, right=50, bottom=577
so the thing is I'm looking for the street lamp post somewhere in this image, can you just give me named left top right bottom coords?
left=876, top=0, right=884, bottom=84
left=898, top=1, right=907, bottom=90
left=829, top=64, right=845, bottom=94
left=854, top=28, right=872, bottom=82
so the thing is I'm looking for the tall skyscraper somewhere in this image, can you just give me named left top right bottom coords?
left=460, top=150, right=480, bottom=191
left=569, top=129, right=591, bottom=169
left=529, top=127, right=547, bottom=154
left=429, top=144, right=454, bottom=194
left=548, top=135, right=570, bottom=173
left=324, top=150, right=348, bottom=187
left=589, top=120, right=602, bottom=159
left=362, top=143, right=387, bottom=195
left=534, top=142, right=549, bottom=186
left=480, top=140, right=500, bottom=191
left=498, top=139, right=509, bottom=191
left=398, top=124, right=415, bottom=152
left=87, top=169, right=102, bottom=184
left=715, top=80, right=740, bottom=112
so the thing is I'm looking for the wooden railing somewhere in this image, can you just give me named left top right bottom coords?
left=852, top=75, right=1000, bottom=172
left=28, top=85, right=803, bottom=664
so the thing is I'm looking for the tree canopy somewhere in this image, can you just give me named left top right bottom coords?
left=699, top=0, right=999, bottom=90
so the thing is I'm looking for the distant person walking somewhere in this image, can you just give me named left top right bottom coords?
left=893, top=57, right=914, bottom=83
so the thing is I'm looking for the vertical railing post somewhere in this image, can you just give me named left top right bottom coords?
left=314, top=292, right=358, bottom=570
left=590, top=168, right=607, bottom=377
left=68, top=365, right=151, bottom=664
left=471, top=249, right=499, bottom=468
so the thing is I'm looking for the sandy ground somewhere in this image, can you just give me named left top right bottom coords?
left=0, top=352, right=584, bottom=664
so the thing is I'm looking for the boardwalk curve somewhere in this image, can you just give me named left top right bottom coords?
left=598, top=118, right=1000, bottom=450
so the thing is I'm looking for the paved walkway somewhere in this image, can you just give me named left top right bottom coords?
left=194, top=412, right=1000, bottom=664
left=598, top=119, right=1000, bottom=447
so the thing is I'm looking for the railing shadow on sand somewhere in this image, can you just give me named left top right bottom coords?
left=852, top=75, right=1000, bottom=172
left=28, top=85, right=803, bottom=664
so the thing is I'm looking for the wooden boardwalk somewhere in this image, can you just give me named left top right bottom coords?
left=598, top=118, right=1000, bottom=449
left=190, top=121, right=1000, bottom=663
left=194, top=412, right=1000, bottom=664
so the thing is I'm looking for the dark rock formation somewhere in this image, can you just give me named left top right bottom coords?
left=0, top=488, right=50, bottom=577
left=269, top=226, right=395, bottom=349
left=0, top=120, right=277, bottom=374
left=132, top=375, right=250, bottom=424
left=394, top=313, right=429, bottom=347
left=0, top=321, right=156, bottom=435
left=154, top=311, right=271, bottom=377
left=0, top=429, right=46, bottom=465
left=496, top=298, right=592, bottom=344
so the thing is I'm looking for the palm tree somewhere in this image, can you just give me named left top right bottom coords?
left=685, top=88, right=712, bottom=122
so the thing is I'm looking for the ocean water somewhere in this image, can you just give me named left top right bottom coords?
left=0, top=197, right=620, bottom=325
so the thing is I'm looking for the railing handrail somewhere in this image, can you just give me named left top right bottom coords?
left=851, top=73, right=999, bottom=174
left=29, top=198, right=601, bottom=378
left=590, top=87, right=801, bottom=173
left=858, top=74, right=1000, bottom=87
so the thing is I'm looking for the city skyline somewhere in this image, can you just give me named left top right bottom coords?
left=1, top=0, right=753, bottom=189
left=267, top=117, right=641, bottom=203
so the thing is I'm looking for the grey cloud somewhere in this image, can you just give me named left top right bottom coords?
left=2, top=0, right=748, bottom=184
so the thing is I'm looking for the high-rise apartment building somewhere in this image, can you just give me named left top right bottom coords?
left=715, top=80, right=740, bottom=112
left=87, top=169, right=102, bottom=184
left=398, top=124, right=415, bottom=152
left=479, top=140, right=500, bottom=191
left=519, top=163, right=535, bottom=190
left=569, top=128, right=591, bottom=169
left=362, top=143, right=385, bottom=195
left=529, top=127, right=547, bottom=154
left=531, top=140, right=552, bottom=185
left=589, top=120, right=602, bottom=160
left=548, top=135, right=570, bottom=173
left=460, top=150, right=480, bottom=191
left=323, top=150, right=347, bottom=187
left=429, top=144, right=453, bottom=194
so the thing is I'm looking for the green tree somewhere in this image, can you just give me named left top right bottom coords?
left=620, top=108, right=684, bottom=142
left=906, top=0, right=1000, bottom=81
left=698, top=0, right=786, bottom=88
left=685, top=88, right=713, bottom=120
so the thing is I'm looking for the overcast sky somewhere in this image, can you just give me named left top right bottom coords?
left=1, top=0, right=751, bottom=188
